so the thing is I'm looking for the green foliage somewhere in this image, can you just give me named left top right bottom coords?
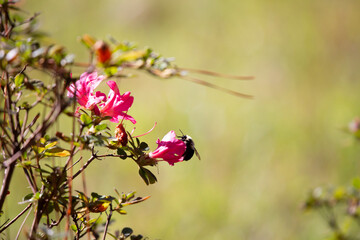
left=304, top=125, right=360, bottom=240
left=0, top=1, right=184, bottom=238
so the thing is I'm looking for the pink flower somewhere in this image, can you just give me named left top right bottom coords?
left=149, top=131, right=186, bottom=166
left=98, top=81, right=136, bottom=124
left=67, top=72, right=105, bottom=111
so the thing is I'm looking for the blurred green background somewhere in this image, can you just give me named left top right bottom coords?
left=6, top=0, right=360, bottom=239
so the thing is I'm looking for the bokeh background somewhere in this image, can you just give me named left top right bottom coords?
left=5, top=0, right=360, bottom=239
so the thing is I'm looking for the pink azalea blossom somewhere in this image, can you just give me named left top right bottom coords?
left=149, top=130, right=186, bottom=166
left=67, top=72, right=105, bottom=111
left=98, top=81, right=136, bottom=124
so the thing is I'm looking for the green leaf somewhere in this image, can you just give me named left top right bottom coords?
left=115, top=209, right=127, bottom=215
left=14, top=73, right=25, bottom=87
left=138, top=168, right=149, bottom=185
left=44, top=147, right=70, bottom=157
left=353, top=177, right=360, bottom=190
left=143, top=168, right=157, bottom=184
left=107, top=232, right=118, bottom=240
left=126, top=192, right=135, bottom=201
left=45, top=141, right=57, bottom=149
left=87, top=218, right=98, bottom=225
left=80, top=114, right=92, bottom=126
left=333, top=187, right=346, bottom=200
left=20, top=192, right=41, bottom=204
left=76, top=191, right=89, bottom=204
left=23, top=193, right=34, bottom=202
left=104, top=66, right=119, bottom=76
left=122, top=227, right=133, bottom=238
left=79, top=34, right=96, bottom=49
left=91, top=192, right=101, bottom=200
left=70, top=224, right=78, bottom=232
left=95, top=123, right=107, bottom=131
left=117, top=148, right=127, bottom=159
left=139, top=142, right=149, bottom=151
left=138, top=167, right=157, bottom=185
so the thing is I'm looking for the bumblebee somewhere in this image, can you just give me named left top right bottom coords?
left=178, top=133, right=201, bottom=161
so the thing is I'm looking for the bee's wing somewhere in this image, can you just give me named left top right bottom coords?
left=194, top=147, right=201, bottom=160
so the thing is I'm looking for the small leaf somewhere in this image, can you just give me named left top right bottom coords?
left=353, top=177, right=360, bottom=190
left=122, top=196, right=150, bottom=207
left=139, top=142, right=149, bottom=151
left=80, top=114, right=92, bottom=126
left=23, top=193, right=34, bottom=202
left=88, top=202, right=110, bottom=213
left=56, top=132, right=71, bottom=142
left=333, top=187, right=346, bottom=200
left=76, top=191, right=89, bottom=204
left=14, top=73, right=25, bottom=87
left=138, top=167, right=157, bottom=185
left=91, top=192, right=101, bottom=200
left=117, top=148, right=127, bottom=159
left=115, top=209, right=127, bottom=215
left=87, top=218, right=98, bottom=225
left=131, top=235, right=143, bottom=240
left=138, top=167, right=149, bottom=185
left=79, top=34, right=96, bottom=49
left=122, top=227, right=133, bottom=238
left=142, top=168, right=157, bottom=184
left=44, top=147, right=70, bottom=157
left=126, top=192, right=135, bottom=201
left=107, top=232, right=119, bottom=240
left=95, top=123, right=107, bottom=131
left=117, top=50, right=145, bottom=64
left=70, top=224, right=78, bottom=232
left=104, top=66, right=119, bottom=76
left=45, top=141, right=58, bottom=149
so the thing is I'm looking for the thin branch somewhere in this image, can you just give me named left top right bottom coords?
left=22, top=168, right=37, bottom=194
left=15, top=204, right=33, bottom=240
left=96, top=154, right=129, bottom=158
left=0, top=98, right=69, bottom=212
left=72, top=155, right=97, bottom=180
left=19, top=110, right=28, bottom=142
left=0, top=203, right=32, bottom=233
left=49, top=212, right=65, bottom=228
left=0, top=124, right=15, bottom=147
left=179, top=75, right=253, bottom=99
left=178, top=67, right=254, bottom=80
left=66, top=156, right=82, bottom=171
left=65, top=91, right=78, bottom=240
left=102, top=205, right=113, bottom=240
left=3, top=99, right=68, bottom=168
left=14, top=12, right=40, bottom=28
left=22, top=113, right=40, bottom=138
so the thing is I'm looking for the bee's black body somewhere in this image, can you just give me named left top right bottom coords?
left=179, top=134, right=201, bottom=161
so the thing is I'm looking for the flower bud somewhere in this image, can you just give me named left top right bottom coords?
left=94, top=40, right=111, bottom=64
left=115, top=123, right=128, bottom=146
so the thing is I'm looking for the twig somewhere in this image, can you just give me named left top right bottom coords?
left=66, top=156, right=82, bottom=171
left=96, top=154, right=129, bottom=158
left=102, top=205, right=113, bottom=240
left=0, top=124, right=15, bottom=147
left=15, top=204, right=33, bottom=240
left=179, top=75, right=253, bottom=99
left=14, top=12, right=40, bottom=28
left=72, top=155, right=97, bottom=180
left=0, top=203, right=32, bottom=233
left=65, top=92, right=78, bottom=240
left=72, top=214, right=81, bottom=240
left=178, top=67, right=254, bottom=80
